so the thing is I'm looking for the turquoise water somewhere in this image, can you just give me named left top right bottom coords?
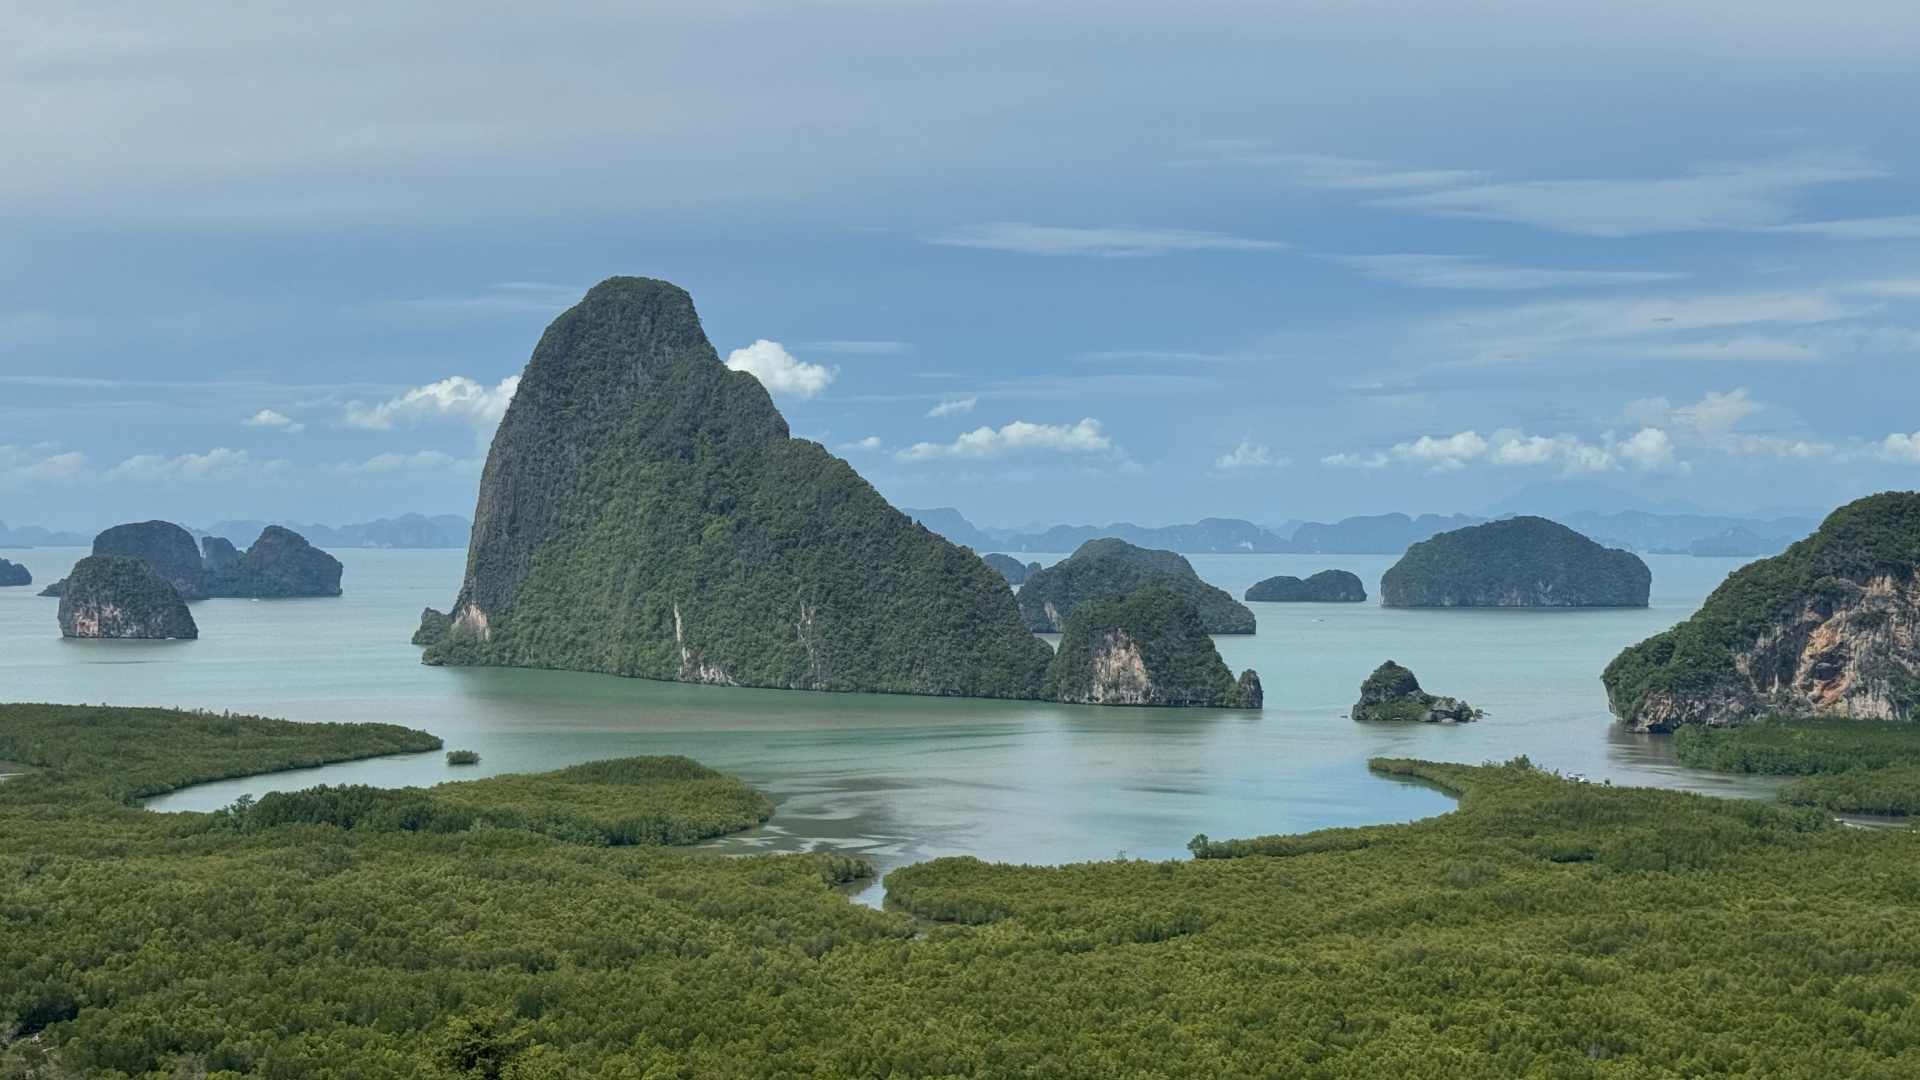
left=0, top=546, right=1774, bottom=903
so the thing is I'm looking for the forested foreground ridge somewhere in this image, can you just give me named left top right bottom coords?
left=11, top=708, right=1920, bottom=1076
left=424, top=276, right=1052, bottom=699
left=1603, top=491, right=1920, bottom=732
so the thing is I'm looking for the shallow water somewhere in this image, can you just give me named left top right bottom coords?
left=0, top=545, right=1778, bottom=903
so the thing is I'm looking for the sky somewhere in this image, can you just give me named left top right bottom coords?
left=5, top=0, right=1920, bottom=531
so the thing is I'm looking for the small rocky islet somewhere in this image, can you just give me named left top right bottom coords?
left=0, top=558, right=30, bottom=587
left=1381, top=515, right=1650, bottom=608
left=1245, top=569, right=1366, bottom=603
left=1350, top=661, right=1479, bottom=723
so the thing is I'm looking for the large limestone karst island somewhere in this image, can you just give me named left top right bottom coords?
left=1604, top=492, right=1916, bottom=732
left=1042, top=588, right=1261, bottom=708
left=1381, top=516, right=1650, bottom=608
left=1017, top=538, right=1256, bottom=634
left=420, top=276, right=1053, bottom=698
left=58, top=555, right=198, bottom=639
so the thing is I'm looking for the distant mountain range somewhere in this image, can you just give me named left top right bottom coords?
left=903, top=507, right=1821, bottom=558
left=0, top=514, right=472, bottom=550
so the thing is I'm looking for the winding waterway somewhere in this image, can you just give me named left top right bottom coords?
left=0, top=545, right=1776, bottom=903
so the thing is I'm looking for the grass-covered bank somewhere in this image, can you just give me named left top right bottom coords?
left=8, top=708, right=1920, bottom=1076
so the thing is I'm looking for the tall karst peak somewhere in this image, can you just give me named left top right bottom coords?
left=424, top=276, right=1053, bottom=699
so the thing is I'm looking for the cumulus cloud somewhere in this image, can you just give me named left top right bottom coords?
left=896, top=418, right=1113, bottom=462
left=344, top=375, right=521, bottom=430
left=105, top=448, right=283, bottom=484
left=724, top=340, right=836, bottom=399
left=837, top=436, right=884, bottom=453
left=1621, top=389, right=1832, bottom=460
left=243, top=409, right=304, bottom=433
left=1323, top=428, right=1664, bottom=475
left=1215, top=438, right=1279, bottom=469
left=1880, top=432, right=1920, bottom=464
left=0, top=445, right=91, bottom=491
left=923, top=222, right=1288, bottom=258
left=928, top=396, right=976, bottom=418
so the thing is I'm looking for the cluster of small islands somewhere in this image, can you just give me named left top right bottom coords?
left=13, top=276, right=1916, bottom=737
left=12, top=275, right=1920, bottom=1076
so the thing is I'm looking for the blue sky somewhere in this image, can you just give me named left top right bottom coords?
left=4, top=0, right=1920, bottom=530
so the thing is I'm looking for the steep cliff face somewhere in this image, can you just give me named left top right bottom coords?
left=425, top=276, right=1052, bottom=699
left=1381, top=516, right=1649, bottom=608
left=1042, top=588, right=1261, bottom=708
left=207, top=526, right=343, bottom=598
left=1350, top=661, right=1478, bottom=723
left=1605, top=493, right=1920, bottom=732
left=1245, top=569, right=1366, bottom=603
left=92, top=521, right=208, bottom=599
left=1017, top=538, right=1255, bottom=634
left=57, top=555, right=198, bottom=640
left=0, top=559, right=29, bottom=587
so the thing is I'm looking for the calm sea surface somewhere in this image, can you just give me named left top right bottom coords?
left=0, top=546, right=1776, bottom=903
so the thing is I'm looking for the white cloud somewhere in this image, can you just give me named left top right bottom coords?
left=923, top=222, right=1288, bottom=258
left=837, top=436, right=884, bottom=453
left=344, top=375, right=521, bottom=430
left=896, top=418, right=1113, bottom=461
left=1376, top=152, right=1883, bottom=237
left=927, top=396, right=976, bottom=418
left=1323, top=427, right=1670, bottom=476
left=1620, top=389, right=1831, bottom=460
left=0, top=445, right=91, bottom=491
left=725, top=340, right=836, bottom=399
left=243, top=408, right=304, bottom=433
left=1335, top=254, right=1685, bottom=291
left=1879, top=432, right=1920, bottom=464
left=1215, top=438, right=1279, bottom=469
left=1768, top=215, right=1920, bottom=241
left=105, top=447, right=283, bottom=484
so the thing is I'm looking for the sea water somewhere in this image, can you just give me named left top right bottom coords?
left=0, top=546, right=1776, bottom=903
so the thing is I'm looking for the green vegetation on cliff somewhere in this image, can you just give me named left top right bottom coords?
left=1381, top=516, right=1649, bottom=608
left=55, top=555, right=198, bottom=640
left=1041, top=587, right=1260, bottom=707
left=1017, top=537, right=1255, bottom=633
left=425, top=277, right=1051, bottom=699
left=982, top=551, right=1040, bottom=586
left=1604, top=492, right=1920, bottom=730
left=91, top=520, right=209, bottom=599
left=15, top=711, right=1920, bottom=1075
